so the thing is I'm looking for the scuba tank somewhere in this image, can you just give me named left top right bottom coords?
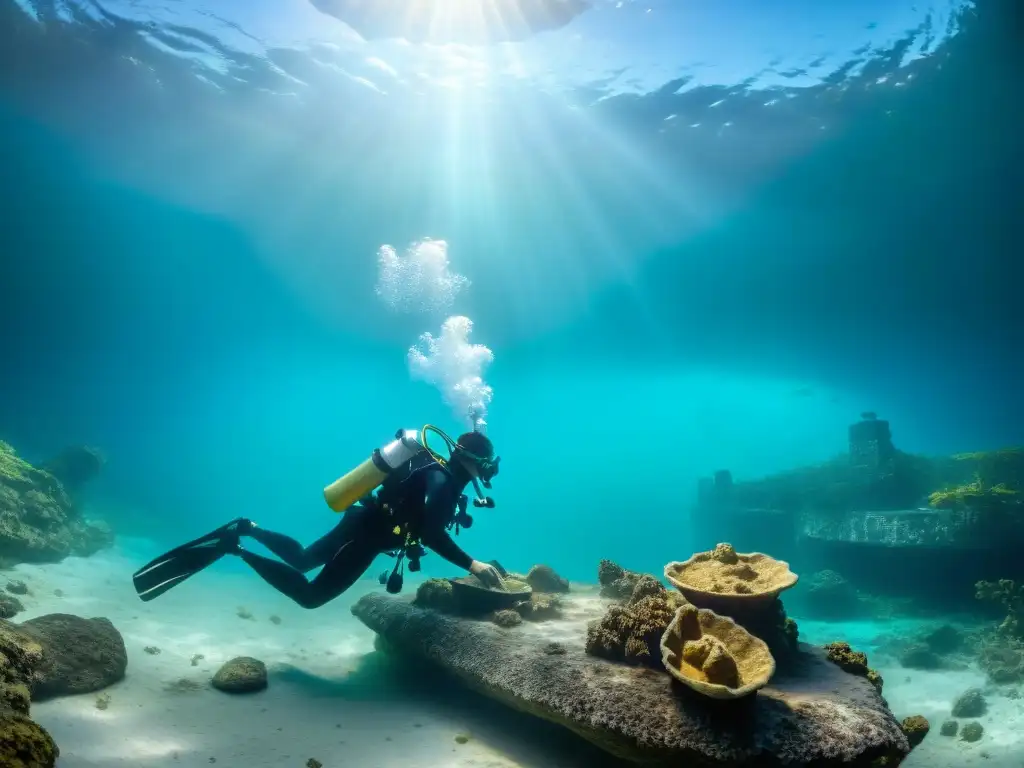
left=323, top=429, right=426, bottom=512
left=322, top=424, right=497, bottom=512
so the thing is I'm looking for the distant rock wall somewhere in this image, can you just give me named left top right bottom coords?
left=0, top=441, right=113, bottom=567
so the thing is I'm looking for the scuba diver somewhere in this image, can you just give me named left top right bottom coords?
left=132, top=426, right=504, bottom=608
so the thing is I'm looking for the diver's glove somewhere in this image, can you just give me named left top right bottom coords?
left=469, top=559, right=505, bottom=590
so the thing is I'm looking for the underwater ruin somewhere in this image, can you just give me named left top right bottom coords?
left=354, top=544, right=928, bottom=767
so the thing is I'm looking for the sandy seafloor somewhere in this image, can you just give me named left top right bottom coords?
left=4, top=540, right=1022, bottom=768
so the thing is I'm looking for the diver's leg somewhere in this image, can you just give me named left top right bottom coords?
left=238, top=537, right=380, bottom=609
left=246, top=508, right=368, bottom=573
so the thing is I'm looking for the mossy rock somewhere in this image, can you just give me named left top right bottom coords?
left=0, top=711, right=58, bottom=768
left=901, top=715, right=930, bottom=749
left=212, top=656, right=267, bottom=694
left=823, top=641, right=883, bottom=693
left=413, top=578, right=454, bottom=612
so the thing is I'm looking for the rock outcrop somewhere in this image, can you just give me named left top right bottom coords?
left=3, top=614, right=127, bottom=700
left=0, top=441, right=113, bottom=565
left=0, top=623, right=59, bottom=767
left=353, top=593, right=913, bottom=766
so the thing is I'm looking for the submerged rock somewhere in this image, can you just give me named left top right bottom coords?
left=901, top=715, right=930, bottom=749
left=0, top=441, right=113, bottom=566
left=212, top=657, right=267, bottom=693
left=525, top=564, right=569, bottom=594
left=7, top=614, right=127, bottom=700
left=0, top=622, right=59, bottom=767
left=0, top=594, right=24, bottom=620
left=960, top=721, right=984, bottom=742
left=951, top=687, right=987, bottom=718
left=353, top=593, right=914, bottom=766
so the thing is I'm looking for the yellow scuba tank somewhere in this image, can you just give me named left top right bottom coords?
left=323, top=429, right=426, bottom=512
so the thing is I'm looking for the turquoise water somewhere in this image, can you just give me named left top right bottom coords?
left=1, top=1, right=1023, bottom=766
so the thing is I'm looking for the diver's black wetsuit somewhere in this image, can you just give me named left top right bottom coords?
left=236, top=456, right=475, bottom=608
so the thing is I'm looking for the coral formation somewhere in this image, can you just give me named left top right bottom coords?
left=514, top=593, right=562, bottom=622
left=823, top=641, right=883, bottom=693
left=0, top=441, right=112, bottom=566
left=939, top=719, right=958, bottom=737
left=664, top=543, right=798, bottom=607
left=212, top=656, right=267, bottom=693
left=951, top=687, right=986, bottom=718
left=900, top=715, right=930, bottom=749
left=597, top=559, right=643, bottom=600
left=413, top=578, right=454, bottom=611
left=490, top=610, right=522, bottom=628
left=659, top=603, right=775, bottom=699
left=585, top=577, right=684, bottom=669
left=525, top=564, right=569, bottom=593
left=976, top=579, right=1023, bottom=638
left=972, top=578, right=1024, bottom=683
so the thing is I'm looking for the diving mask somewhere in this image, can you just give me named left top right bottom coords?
left=457, top=447, right=501, bottom=488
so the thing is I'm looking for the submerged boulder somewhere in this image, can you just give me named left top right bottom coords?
left=6, top=614, right=127, bottom=700
left=353, top=593, right=913, bottom=766
left=212, top=656, right=267, bottom=693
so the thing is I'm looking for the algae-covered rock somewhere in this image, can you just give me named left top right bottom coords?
left=490, top=610, right=522, bottom=628
left=413, top=578, right=454, bottom=612
left=0, top=441, right=113, bottom=566
left=351, top=592, right=914, bottom=766
left=659, top=604, right=775, bottom=699
left=824, top=641, right=883, bottom=693
left=8, top=614, right=127, bottom=700
left=514, top=592, right=562, bottom=622
left=960, top=721, right=984, bottom=742
left=0, top=621, right=59, bottom=767
left=901, top=715, right=930, bottom=749
left=525, top=564, right=569, bottom=594
left=951, top=687, right=986, bottom=718
left=212, top=656, right=267, bottom=693
left=0, top=594, right=24, bottom=620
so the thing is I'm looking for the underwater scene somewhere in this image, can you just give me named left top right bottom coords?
left=1, top=0, right=1023, bottom=766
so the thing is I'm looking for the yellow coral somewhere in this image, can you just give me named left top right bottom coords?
left=659, top=604, right=775, bottom=699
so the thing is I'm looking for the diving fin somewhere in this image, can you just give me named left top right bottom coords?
left=132, top=518, right=244, bottom=602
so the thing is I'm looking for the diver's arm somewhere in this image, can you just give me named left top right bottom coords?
left=419, top=471, right=475, bottom=571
